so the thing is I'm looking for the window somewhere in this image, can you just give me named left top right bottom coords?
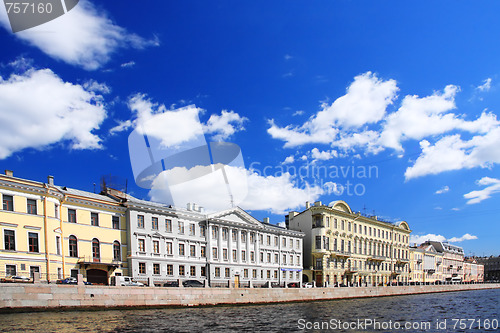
left=54, top=204, right=59, bottom=219
left=267, top=253, right=271, bottom=263
left=283, top=254, right=286, bottom=264
left=138, top=239, right=145, bottom=252
left=166, top=242, right=172, bottom=255
left=166, top=219, right=172, bottom=232
left=259, top=234, right=263, bottom=244
left=178, top=221, right=185, bottom=234
left=223, top=248, right=228, bottom=260
left=2, top=194, right=13, bottom=211
left=250, top=251, right=255, bottom=262
left=137, top=215, right=144, bottom=228
left=92, top=238, right=100, bottom=261
left=139, top=262, right=146, bottom=274
left=282, top=238, right=286, bottom=247
left=334, top=218, right=338, bottom=229
left=189, top=223, right=195, bottom=236
left=296, top=239, right=300, bottom=249
left=28, top=232, right=39, bottom=253
left=274, top=253, right=278, bottom=263
left=267, top=270, right=271, bottom=279
left=267, top=235, right=271, bottom=245
left=241, top=231, right=246, bottom=243
left=68, top=209, right=77, bottom=223
left=153, top=240, right=160, bottom=254
left=241, top=250, right=246, bottom=262
left=201, top=246, right=206, bottom=257
left=274, top=236, right=278, bottom=246
left=58, top=267, right=62, bottom=279
left=70, top=269, right=78, bottom=278
left=212, top=226, right=218, bottom=239
left=190, top=266, right=196, bottom=276
left=215, top=267, right=220, bottom=277
left=315, top=236, right=321, bottom=250
left=341, top=220, right=344, bottom=230
left=200, top=225, right=206, bottom=237
left=113, top=241, right=121, bottom=260
left=152, top=217, right=158, bottom=230
left=179, top=243, right=185, bottom=256
left=91, top=212, right=99, bottom=226
left=250, top=232, right=255, bottom=243
left=212, top=247, right=218, bottom=259
left=222, top=228, right=228, bottom=240
left=274, top=271, right=278, bottom=279
left=225, top=268, right=230, bottom=277
left=4, top=230, right=15, bottom=251
left=201, top=267, right=206, bottom=277
left=6, top=264, right=16, bottom=276
left=56, top=236, right=61, bottom=255
left=179, top=265, right=185, bottom=276
left=69, top=235, right=78, bottom=257
left=112, top=216, right=120, bottom=229
left=326, top=217, right=330, bottom=227
left=253, top=269, right=257, bottom=279
left=232, top=230, right=237, bottom=242
left=153, top=263, right=160, bottom=275
left=260, top=252, right=264, bottom=262
left=232, top=249, right=237, bottom=262
left=167, top=264, right=173, bottom=275
left=27, top=199, right=37, bottom=215
left=190, top=245, right=196, bottom=257
left=244, top=269, right=248, bottom=278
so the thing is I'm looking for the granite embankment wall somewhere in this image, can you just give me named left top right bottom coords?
left=1, top=283, right=499, bottom=312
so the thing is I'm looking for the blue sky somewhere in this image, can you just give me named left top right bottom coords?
left=1, top=1, right=499, bottom=255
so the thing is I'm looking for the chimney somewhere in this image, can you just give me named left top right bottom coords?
left=47, top=175, right=54, bottom=185
left=305, top=201, right=310, bottom=209
left=198, top=206, right=204, bottom=213
left=192, top=203, right=198, bottom=211
left=5, top=170, right=13, bottom=177
left=314, top=201, right=322, bottom=207
left=263, top=217, right=270, bottom=224
left=187, top=203, right=192, bottom=211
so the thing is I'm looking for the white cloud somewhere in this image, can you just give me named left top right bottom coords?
left=435, top=186, right=450, bottom=194
left=0, top=0, right=158, bottom=70
left=109, top=119, right=133, bottom=135
left=83, top=80, right=111, bottom=94
left=410, top=234, right=447, bottom=245
left=448, top=233, right=478, bottom=242
left=292, top=110, right=304, bottom=116
left=121, top=61, right=136, bottom=68
left=464, top=177, right=500, bottom=204
left=282, top=155, right=295, bottom=164
left=410, top=233, right=477, bottom=245
left=268, top=72, right=398, bottom=147
left=203, top=110, right=248, bottom=141
left=149, top=165, right=323, bottom=215
left=477, top=78, right=492, bottom=92
left=311, top=148, right=337, bottom=161
left=0, top=67, right=106, bottom=159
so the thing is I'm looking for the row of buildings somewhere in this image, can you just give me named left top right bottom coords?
left=0, top=170, right=484, bottom=286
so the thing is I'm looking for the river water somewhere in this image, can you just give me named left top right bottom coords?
left=0, top=289, right=498, bottom=332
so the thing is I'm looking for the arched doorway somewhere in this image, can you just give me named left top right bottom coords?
left=87, top=269, right=108, bottom=285
left=302, top=274, right=309, bottom=283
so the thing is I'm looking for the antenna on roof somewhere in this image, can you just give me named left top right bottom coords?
left=363, top=204, right=367, bottom=215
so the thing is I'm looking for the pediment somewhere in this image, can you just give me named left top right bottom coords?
left=209, top=207, right=263, bottom=227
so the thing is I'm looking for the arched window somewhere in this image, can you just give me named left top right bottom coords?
left=113, top=241, right=121, bottom=261
left=69, top=235, right=78, bottom=257
left=92, top=238, right=100, bottom=262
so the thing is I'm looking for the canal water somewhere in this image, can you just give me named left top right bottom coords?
left=0, top=289, right=498, bottom=332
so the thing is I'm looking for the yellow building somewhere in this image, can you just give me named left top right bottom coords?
left=0, top=170, right=128, bottom=284
left=288, top=200, right=411, bottom=286
left=409, top=243, right=443, bottom=284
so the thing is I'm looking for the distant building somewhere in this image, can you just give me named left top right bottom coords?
left=288, top=200, right=411, bottom=287
left=409, top=243, right=443, bottom=284
left=476, top=256, right=500, bottom=282
left=463, top=258, right=484, bottom=283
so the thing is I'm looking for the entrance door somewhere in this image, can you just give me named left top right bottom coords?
left=87, top=269, right=108, bottom=285
left=234, top=275, right=240, bottom=288
left=315, top=273, right=322, bottom=287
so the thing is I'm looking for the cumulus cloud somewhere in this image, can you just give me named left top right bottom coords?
left=282, top=155, right=295, bottom=164
left=110, top=94, right=247, bottom=144
left=435, top=186, right=450, bottom=194
left=311, top=148, right=337, bottom=161
left=0, top=67, right=106, bottom=159
left=121, top=61, right=136, bottom=68
left=410, top=233, right=478, bottom=245
left=0, top=0, right=158, bottom=70
left=292, top=110, right=304, bottom=116
left=149, top=165, right=323, bottom=215
left=203, top=110, right=248, bottom=141
left=463, top=177, right=500, bottom=204
left=268, top=72, right=398, bottom=147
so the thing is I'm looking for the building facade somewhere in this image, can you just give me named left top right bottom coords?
left=409, top=243, right=443, bottom=284
left=288, top=200, right=411, bottom=287
left=121, top=191, right=304, bottom=287
left=476, top=256, right=500, bottom=282
left=463, top=258, right=484, bottom=283
left=423, top=241, right=464, bottom=282
left=0, top=171, right=128, bottom=284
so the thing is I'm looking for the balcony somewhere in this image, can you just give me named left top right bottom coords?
left=345, top=266, right=359, bottom=273
left=369, top=255, right=385, bottom=261
left=396, top=258, right=410, bottom=264
left=331, top=249, right=351, bottom=258
left=424, top=268, right=436, bottom=274
left=77, top=256, right=121, bottom=270
left=392, top=269, right=403, bottom=275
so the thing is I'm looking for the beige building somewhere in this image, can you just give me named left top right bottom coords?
left=288, top=200, right=411, bottom=287
left=463, top=258, right=484, bottom=283
left=410, top=243, right=443, bottom=284
left=422, top=241, right=464, bottom=282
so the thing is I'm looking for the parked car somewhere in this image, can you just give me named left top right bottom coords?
left=163, top=281, right=179, bottom=287
left=303, top=282, right=314, bottom=288
left=56, top=277, right=77, bottom=285
left=182, top=280, right=204, bottom=287
left=110, top=276, right=144, bottom=286
left=3, top=275, right=31, bottom=283
left=287, top=282, right=299, bottom=288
